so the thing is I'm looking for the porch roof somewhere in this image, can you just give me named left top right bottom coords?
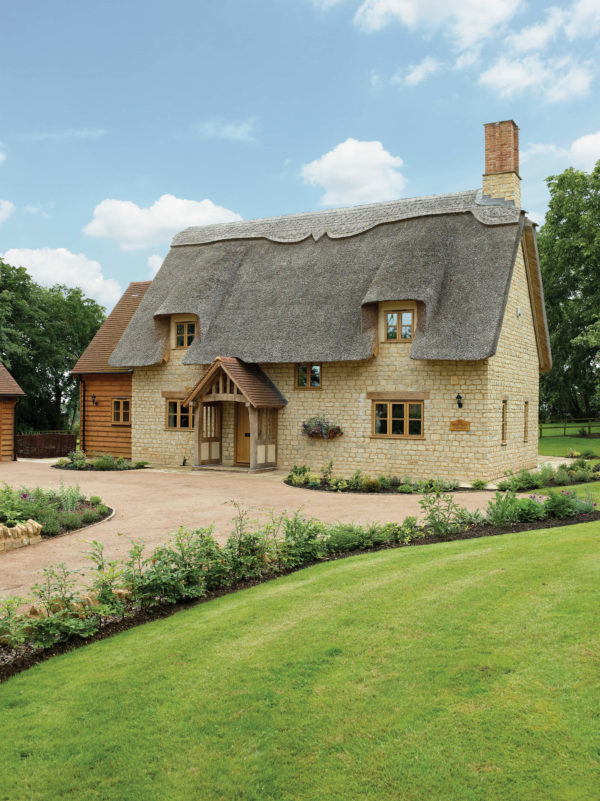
left=183, top=357, right=287, bottom=409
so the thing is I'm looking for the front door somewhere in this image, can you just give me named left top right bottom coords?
left=235, top=403, right=251, bottom=465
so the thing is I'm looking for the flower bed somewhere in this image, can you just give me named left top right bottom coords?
left=0, top=487, right=597, bottom=681
left=54, top=451, right=149, bottom=472
left=285, top=459, right=600, bottom=494
left=0, top=481, right=111, bottom=540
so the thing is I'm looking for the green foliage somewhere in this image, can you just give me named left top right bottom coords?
left=89, top=496, right=102, bottom=506
left=320, top=459, right=334, bottom=484
left=329, top=477, right=348, bottom=492
left=81, top=508, right=100, bottom=524
left=581, top=449, right=598, bottom=460
left=362, top=478, right=381, bottom=493
left=486, top=491, right=522, bottom=527
left=0, top=259, right=106, bottom=432
left=348, top=469, right=363, bottom=491
left=96, top=504, right=109, bottom=516
left=0, top=596, right=30, bottom=647
left=92, top=454, right=119, bottom=471
left=58, top=511, right=83, bottom=530
left=397, top=483, right=414, bottom=494
left=222, top=504, right=269, bottom=583
left=470, top=479, right=488, bottom=490
left=290, top=473, right=308, bottom=487
left=306, top=473, right=321, bottom=489
left=537, top=162, right=600, bottom=418
left=279, top=511, right=323, bottom=568
left=418, top=489, right=464, bottom=536
left=543, top=490, right=579, bottom=519
left=377, top=475, right=392, bottom=491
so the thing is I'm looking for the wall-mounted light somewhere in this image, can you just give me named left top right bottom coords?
left=91, top=394, right=98, bottom=406
left=456, top=393, right=463, bottom=409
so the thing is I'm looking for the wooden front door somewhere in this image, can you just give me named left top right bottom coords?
left=235, top=404, right=251, bottom=465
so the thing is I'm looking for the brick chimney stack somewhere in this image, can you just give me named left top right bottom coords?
left=482, top=120, right=521, bottom=207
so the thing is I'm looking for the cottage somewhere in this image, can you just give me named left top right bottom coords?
left=75, top=120, right=551, bottom=481
left=0, top=363, right=25, bottom=461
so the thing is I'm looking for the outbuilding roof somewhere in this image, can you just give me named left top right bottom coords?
left=0, top=363, right=25, bottom=397
left=72, top=281, right=151, bottom=374
left=108, top=190, right=551, bottom=370
left=183, top=357, right=287, bottom=409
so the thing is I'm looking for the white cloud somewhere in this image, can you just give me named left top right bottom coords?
left=84, top=193, right=242, bottom=250
left=26, top=128, right=107, bottom=141
left=0, top=200, right=15, bottom=224
left=479, top=55, right=593, bottom=102
left=353, top=0, right=520, bottom=53
left=506, top=6, right=565, bottom=52
left=393, top=56, right=441, bottom=86
left=197, top=117, right=258, bottom=143
left=521, top=131, right=600, bottom=172
left=570, top=131, right=600, bottom=170
left=1, top=247, right=121, bottom=307
left=302, top=138, right=406, bottom=206
left=147, top=254, right=163, bottom=277
left=565, top=0, right=600, bottom=39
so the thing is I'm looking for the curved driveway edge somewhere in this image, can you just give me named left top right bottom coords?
left=0, top=461, right=496, bottom=598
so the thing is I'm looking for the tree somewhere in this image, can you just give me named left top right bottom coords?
left=537, top=161, right=600, bottom=419
left=0, top=259, right=105, bottom=431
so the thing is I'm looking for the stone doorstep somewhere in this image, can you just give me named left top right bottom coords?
left=0, top=519, right=43, bottom=553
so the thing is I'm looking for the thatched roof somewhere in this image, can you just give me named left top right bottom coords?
left=109, top=190, right=551, bottom=369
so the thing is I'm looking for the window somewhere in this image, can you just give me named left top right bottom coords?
left=501, top=400, right=508, bottom=444
left=112, top=398, right=131, bottom=426
left=372, top=401, right=423, bottom=438
left=174, top=320, right=196, bottom=349
left=296, top=363, right=321, bottom=389
left=385, top=310, right=414, bottom=342
left=166, top=400, right=191, bottom=430
left=523, top=401, right=529, bottom=442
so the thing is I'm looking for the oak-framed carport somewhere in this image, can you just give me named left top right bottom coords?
left=182, top=357, right=287, bottom=472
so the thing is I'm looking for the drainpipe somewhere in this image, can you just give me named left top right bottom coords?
left=80, top=377, right=86, bottom=453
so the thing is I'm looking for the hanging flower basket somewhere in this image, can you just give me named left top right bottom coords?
left=301, top=416, right=343, bottom=439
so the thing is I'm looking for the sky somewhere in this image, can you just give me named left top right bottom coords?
left=1, top=0, right=599, bottom=311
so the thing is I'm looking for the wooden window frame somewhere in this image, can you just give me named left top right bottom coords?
left=501, top=400, right=508, bottom=445
left=165, top=399, right=193, bottom=431
left=172, top=318, right=197, bottom=350
left=111, top=397, right=131, bottom=427
left=384, top=309, right=414, bottom=343
left=523, top=400, right=529, bottom=442
left=295, top=362, right=322, bottom=390
left=371, top=400, right=424, bottom=439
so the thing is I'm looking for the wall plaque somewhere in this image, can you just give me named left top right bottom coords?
left=450, top=419, right=470, bottom=432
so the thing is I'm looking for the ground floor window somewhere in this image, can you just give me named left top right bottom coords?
left=112, top=398, right=131, bottom=426
left=166, top=400, right=191, bottom=430
left=372, top=400, right=423, bottom=438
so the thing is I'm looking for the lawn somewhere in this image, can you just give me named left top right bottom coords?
left=539, top=433, right=600, bottom=459
left=1, top=524, right=599, bottom=801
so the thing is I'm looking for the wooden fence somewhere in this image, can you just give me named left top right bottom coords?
left=16, top=432, right=76, bottom=458
left=538, top=419, right=600, bottom=438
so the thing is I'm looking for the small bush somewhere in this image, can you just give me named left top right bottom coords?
left=397, top=483, right=414, bottom=494
left=133, top=461, right=149, bottom=469
left=419, top=489, right=464, bottom=537
left=377, top=475, right=392, bottom=491
left=554, top=467, right=574, bottom=486
left=544, top=490, right=578, bottom=519
left=471, top=479, right=488, bottom=490
left=568, top=449, right=581, bottom=458
left=516, top=496, right=547, bottom=522
left=321, top=523, right=364, bottom=555
left=572, top=457, right=588, bottom=470
left=55, top=457, right=70, bottom=468
left=581, top=449, right=598, bottom=460
left=361, top=478, right=381, bottom=493
left=306, top=473, right=321, bottom=489
left=40, top=517, right=61, bottom=537
left=92, top=454, right=117, bottom=471
left=58, top=511, right=83, bottom=530
left=96, top=504, right=109, bottom=516
left=320, top=459, right=334, bottom=485
left=89, top=496, right=102, bottom=506
left=486, top=491, right=522, bottom=527
left=572, top=468, right=593, bottom=483
left=592, top=462, right=600, bottom=474
left=81, top=509, right=101, bottom=524
left=290, top=473, right=308, bottom=487
left=329, top=478, right=348, bottom=493
left=389, top=475, right=401, bottom=489
left=348, top=470, right=363, bottom=491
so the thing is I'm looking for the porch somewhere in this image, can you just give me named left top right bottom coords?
left=183, top=357, right=287, bottom=472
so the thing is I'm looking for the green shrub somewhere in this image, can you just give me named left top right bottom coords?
left=568, top=449, right=581, bottom=458
left=320, top=459, right=334, bottom=485
left=516, top=496, right=547, bottom=522
left=306, top=473, right=321, bottom=489
left=361, top=478, right=381, bottom=493
left=377, top=475, right=392, bottom=491
left=96, top=504, right=110, bottom=516
left=397, top=483, right=414, bottom=494
left=40, top=517, right=61, bottom=537
left=554, top=467, right=573, bottom=486
left=321, top=523, right=364, bottom=555
left=55, top=457, right=70, bottom=468
left=348, top=470, right=363, bottom=491
left=92, top=454, right=117, bottom=471
left=389, top=475, right=401, bottom=489
left=572, top=468, right=593, bottom=483
left=58, top=511, right=83, bottom=530
left=290, top=473, right=308, bottom=487
left=580, top=449, right=598, bottom=460
left=81, top=509, right=101, bottom=524
left=89, top=496, right=102, bottom=506
left=470, top=479, right=488, bottom=490
left=133, top=461, right=149, bottom=469
left=592, top=462, right=600, bottom=474
left=329, top=478, right=348, bottom=493
left=0, top=596, right=30, bottom=647
left=538, top=464, right=556, bottom=486
left=279, top=512, right=323, bottom=568
left=572, top=457, right=588, bottom=470
left=419, top=489, right=464, bottom=537
left=486, top=491, right=522, bottom=527
left=544, top=490, right=578, bottom=519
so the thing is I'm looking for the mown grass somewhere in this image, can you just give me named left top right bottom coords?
left=539, top=433, right=600, bottom=458
left=1, top=524, right=599, bottom=801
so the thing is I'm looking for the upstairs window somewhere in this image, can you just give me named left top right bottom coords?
left=296, top=363, right=322, bottom=389
left=385, top=310, right=414, bottom=342
left=174, top=320, right=196, bottom=349
left=112, top=398, right=131, bottom=426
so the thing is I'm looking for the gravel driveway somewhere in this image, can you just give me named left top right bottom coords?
left=0, top=460, right=497, bottom=597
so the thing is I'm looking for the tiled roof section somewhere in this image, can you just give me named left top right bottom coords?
left=183, top=357, right=287, bottom=409
left=172, top=190, right=520, bottom=247
left=0, top=363, right=25, bottom=396
left=72, top=281, right=152, bottom=374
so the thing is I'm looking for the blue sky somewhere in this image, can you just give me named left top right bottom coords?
left=1, top=0, right=599, bottom=310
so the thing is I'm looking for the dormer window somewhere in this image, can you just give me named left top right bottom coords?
left=386, top=310, right=414, bottom=342
left=171, top=316, right=197, bottom=350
